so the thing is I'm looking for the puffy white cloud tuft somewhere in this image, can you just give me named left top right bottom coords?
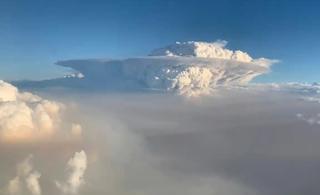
left=26, top=172, right=41, bottom=195
left=172, top=66, right=213, bottom=96
left=64, top=72, right=85, bottom=79
left=7, top=155, right=42, bottom=195
left=0, top=80, right=81, bottom=143
left=0, top=80, right=19, bottom=102
left=56, top=150, right=87, bottom=194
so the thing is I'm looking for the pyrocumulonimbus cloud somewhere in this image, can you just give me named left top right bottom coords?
left=51, top=40, right=278, bottom=96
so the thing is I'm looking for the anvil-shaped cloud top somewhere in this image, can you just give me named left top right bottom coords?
left=57, top=41, right=277, bottom=96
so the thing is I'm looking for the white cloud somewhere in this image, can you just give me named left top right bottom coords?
left=64, top=72, right=85, bottom=79
left=54, top=40, right=277, bottom=97
left=56, top=150, right=87, bottom=194
left=173, top=66, right=213, bottom=96
left=1, top=85, right=320, bottom=195
left=247, top=82, right=320, bottom=105
left=149, top=41, right=273, bottom=66
left=7, top=155, right=42, bottom=195
left=0, top=80, right=82, bottom=143
left=71, top=123, right=82, bottom=138
left=26, top=172, right=42, bottom=195
left=0, top=80, right=19, bottom=102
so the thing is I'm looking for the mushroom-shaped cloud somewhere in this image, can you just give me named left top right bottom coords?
left=56, top=41, right=277, bottom=96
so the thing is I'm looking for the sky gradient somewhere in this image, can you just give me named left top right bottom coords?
left=0, top=0, right=319, bottom=82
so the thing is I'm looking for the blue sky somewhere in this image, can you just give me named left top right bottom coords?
left=0, top=0, right=319, bottom=82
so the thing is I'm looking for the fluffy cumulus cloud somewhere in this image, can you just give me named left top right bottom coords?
left=0, top=80, right=81, bottom=143
left=7, top=155, right=41, bottom=195
left=30, top=40, right=276, bottom=97
left=0, top=80, right=19, bottom=102
left=56, top=150, right=87, bottom=194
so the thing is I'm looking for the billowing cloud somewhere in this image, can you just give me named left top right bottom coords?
left=0, top=80, right=82, bottom=143
left=7, top=155, right=41, bottom=195
left=149, top=40, right=273, bottom=66
left=56, top=150, right=87, bottom=194
left=17, top=40, right=275, bottom=97
left=0, top=80, right=19, bottom=102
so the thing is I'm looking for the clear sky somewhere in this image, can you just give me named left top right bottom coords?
left=0, top=0, right=319, bottom=82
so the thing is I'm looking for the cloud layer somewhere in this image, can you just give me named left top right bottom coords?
left=1, top=83, right=320, bottom=195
